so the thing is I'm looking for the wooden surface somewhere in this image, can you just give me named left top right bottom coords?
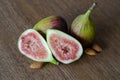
left=0, top=0, right=120, bottom=80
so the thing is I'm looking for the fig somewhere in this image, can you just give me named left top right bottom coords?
left=18, top=29, right=58, bottom=64
left=33, top=16, right=67, bottom=36
left=47, top=29, right=83, bottom=64
left=71, top=3, right=96, bottom=48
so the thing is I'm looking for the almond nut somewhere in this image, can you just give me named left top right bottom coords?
left=85, top=48, right=96, bottom=56
left=92, top=44, right=102, bottom=52
left=30, top=62, right=43, bottom=69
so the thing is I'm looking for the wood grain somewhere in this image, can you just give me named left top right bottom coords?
left=0, top=0, right=120, bottom=80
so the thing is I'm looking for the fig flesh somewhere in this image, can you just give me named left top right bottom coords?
left=47, top=29, right=83, bottom=64
left=18, top=29, right=58, bottom=64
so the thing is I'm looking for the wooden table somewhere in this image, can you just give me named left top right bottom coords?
left=0, top=0, right=120, bottom=80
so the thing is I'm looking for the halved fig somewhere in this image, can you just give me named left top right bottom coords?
left=18, top=29, right=58, bottom=64
left=47, top=29, right=83, bottom=64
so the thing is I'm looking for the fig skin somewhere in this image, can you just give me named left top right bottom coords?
left=71, top=3, right=96, bottom=48
left=33, top=16, right=68, bottom=37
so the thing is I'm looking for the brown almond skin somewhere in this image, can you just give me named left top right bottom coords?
left=92, top=44, right=102, bottom=52
left=30, top=62, right=43, bottom=69
left=85, top=48, right=96, bottom=56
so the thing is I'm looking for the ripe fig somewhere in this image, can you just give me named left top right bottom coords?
left=18, top=29, right=58, bottom=65
left=47, top=29, right=83, bottom=64
left=71, top=3, right=96, bottom=48
left=33, top=16, right=67, bottom=36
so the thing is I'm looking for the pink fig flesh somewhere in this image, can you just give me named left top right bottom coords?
left=21, top=32, right=48, bottom=59
left=49, top=34, right=79, bottom=60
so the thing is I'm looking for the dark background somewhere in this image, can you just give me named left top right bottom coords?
left=0, top=0, right=120, bottom=80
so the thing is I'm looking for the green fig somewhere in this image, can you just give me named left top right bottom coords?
left=71, top=3, right=96, bottom=48
left=33, top=16, right=67, bottom=37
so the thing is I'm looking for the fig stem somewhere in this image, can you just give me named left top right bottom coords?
left=50, top=59, right=59, bottom=65
left=84, top=3, right=96, bottom=18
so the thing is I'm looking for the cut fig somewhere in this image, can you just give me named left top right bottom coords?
left=18, top=29, right=58, bottom=64
left=47, top=29, right=83, bottom=64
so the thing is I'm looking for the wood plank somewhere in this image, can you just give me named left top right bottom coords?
left=0, top=0, right=120, bottom=80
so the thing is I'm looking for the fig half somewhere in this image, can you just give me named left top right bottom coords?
left=18, top=29, right=58, bottom=64
left=47, top=29, right=83, bottom=64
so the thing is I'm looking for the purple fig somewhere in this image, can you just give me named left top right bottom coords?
left=33, top=16, right=67, bottom=36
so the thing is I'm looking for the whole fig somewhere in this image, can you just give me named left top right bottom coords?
left=71, top=3, right=96, bottom=48
left=33, top=16, right=67, bottom=36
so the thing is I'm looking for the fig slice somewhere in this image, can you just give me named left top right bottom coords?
left=47, top=29, right=83, bottom=64
left=18, top=29, right=58, bottom=64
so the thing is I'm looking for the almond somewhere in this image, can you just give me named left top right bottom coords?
left=85, top=48, right=96, bottom=56
left=92, top=44, right=102, bottom=52
left=30, top=62, right=43, bottom=69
